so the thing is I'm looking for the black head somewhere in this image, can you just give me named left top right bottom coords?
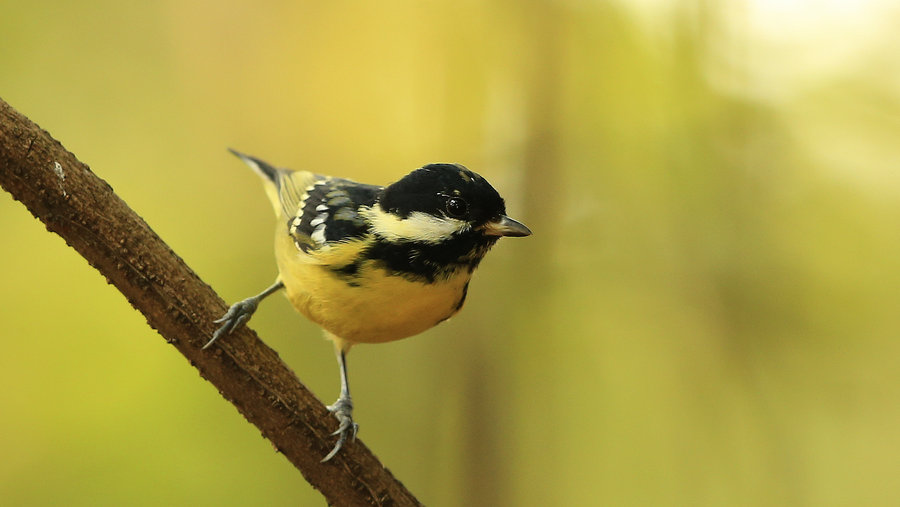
left=380, top=163, right=508, bottom=227
left=366, top=163, right=530, bottom=281
left=371, top=163, right=529, bottom=246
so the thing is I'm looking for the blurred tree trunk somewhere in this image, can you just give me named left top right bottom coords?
left=456, top=1, right=566, bottom=505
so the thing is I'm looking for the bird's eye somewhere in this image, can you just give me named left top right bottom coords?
left=445, top=197, right=469, bottom=218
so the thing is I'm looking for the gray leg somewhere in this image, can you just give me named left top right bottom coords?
left=322, top=347, right=359, bottom=462
left=203, top=279, right=284, bottom=349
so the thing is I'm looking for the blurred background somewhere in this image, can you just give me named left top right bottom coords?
left=2, top=0, right=899, bottom=505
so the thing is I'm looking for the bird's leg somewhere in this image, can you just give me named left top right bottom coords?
left=322, top=346, right=359, bottom=462
left=203, top=279, right=284, bottom=349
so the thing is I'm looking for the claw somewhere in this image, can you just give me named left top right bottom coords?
left=321, top=397, right=358, bottom=462
left=203, top=297, right=260, bottom=349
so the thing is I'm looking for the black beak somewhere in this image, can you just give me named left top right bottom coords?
left=481, top=215, right=532, bottom=237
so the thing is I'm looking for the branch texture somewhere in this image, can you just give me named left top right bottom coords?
left=0, top=97, right=421, bottom=506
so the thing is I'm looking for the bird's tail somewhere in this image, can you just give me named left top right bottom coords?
left=228, top=148, right=318, bottom=219
left=228, top=148, right=280, bottom=186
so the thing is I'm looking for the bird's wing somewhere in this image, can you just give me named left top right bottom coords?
left=281, top=174, right=382, bottom=254
left=228, top=149, right=381, bottom=254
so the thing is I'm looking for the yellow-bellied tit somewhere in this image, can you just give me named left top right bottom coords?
left=204, top=149, right=531, bottom=461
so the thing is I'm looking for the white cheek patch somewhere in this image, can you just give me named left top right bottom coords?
left=365, top=208, right=469, bottom=244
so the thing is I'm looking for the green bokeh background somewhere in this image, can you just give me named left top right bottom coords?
left=2, top=1, right=899, bottom=505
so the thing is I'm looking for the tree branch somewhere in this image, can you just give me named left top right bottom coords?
left=0, top=97, right=421, bottom=506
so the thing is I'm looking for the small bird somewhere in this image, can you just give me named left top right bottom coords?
left=204, top=149, right=531, bottom=461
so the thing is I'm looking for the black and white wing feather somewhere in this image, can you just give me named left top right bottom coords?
left=288, top=177, right=382, bottom=253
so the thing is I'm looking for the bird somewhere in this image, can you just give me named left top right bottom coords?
left=204, top=149, right=531, bottom=461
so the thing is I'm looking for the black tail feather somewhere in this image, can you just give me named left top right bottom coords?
left=228, top=148, right=280, bottom=186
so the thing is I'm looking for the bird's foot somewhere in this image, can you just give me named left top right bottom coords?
left=203, top=296, right=261, bottom=349
left=322, top=396, right=358, bottom=462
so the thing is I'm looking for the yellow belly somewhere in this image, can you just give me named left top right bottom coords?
left=275, top=232, right=470, bottom=345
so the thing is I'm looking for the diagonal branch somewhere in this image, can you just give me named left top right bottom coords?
left=0, top=97, right=421, bottom=507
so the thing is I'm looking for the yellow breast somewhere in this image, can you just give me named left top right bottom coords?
left=274, top=229, right=470, bottom=345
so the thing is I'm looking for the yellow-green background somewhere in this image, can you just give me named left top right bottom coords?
left=2, top=1, right=899, bottom=505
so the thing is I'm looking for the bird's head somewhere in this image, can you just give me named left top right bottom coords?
left=371, top=163, right=531, bottom=245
